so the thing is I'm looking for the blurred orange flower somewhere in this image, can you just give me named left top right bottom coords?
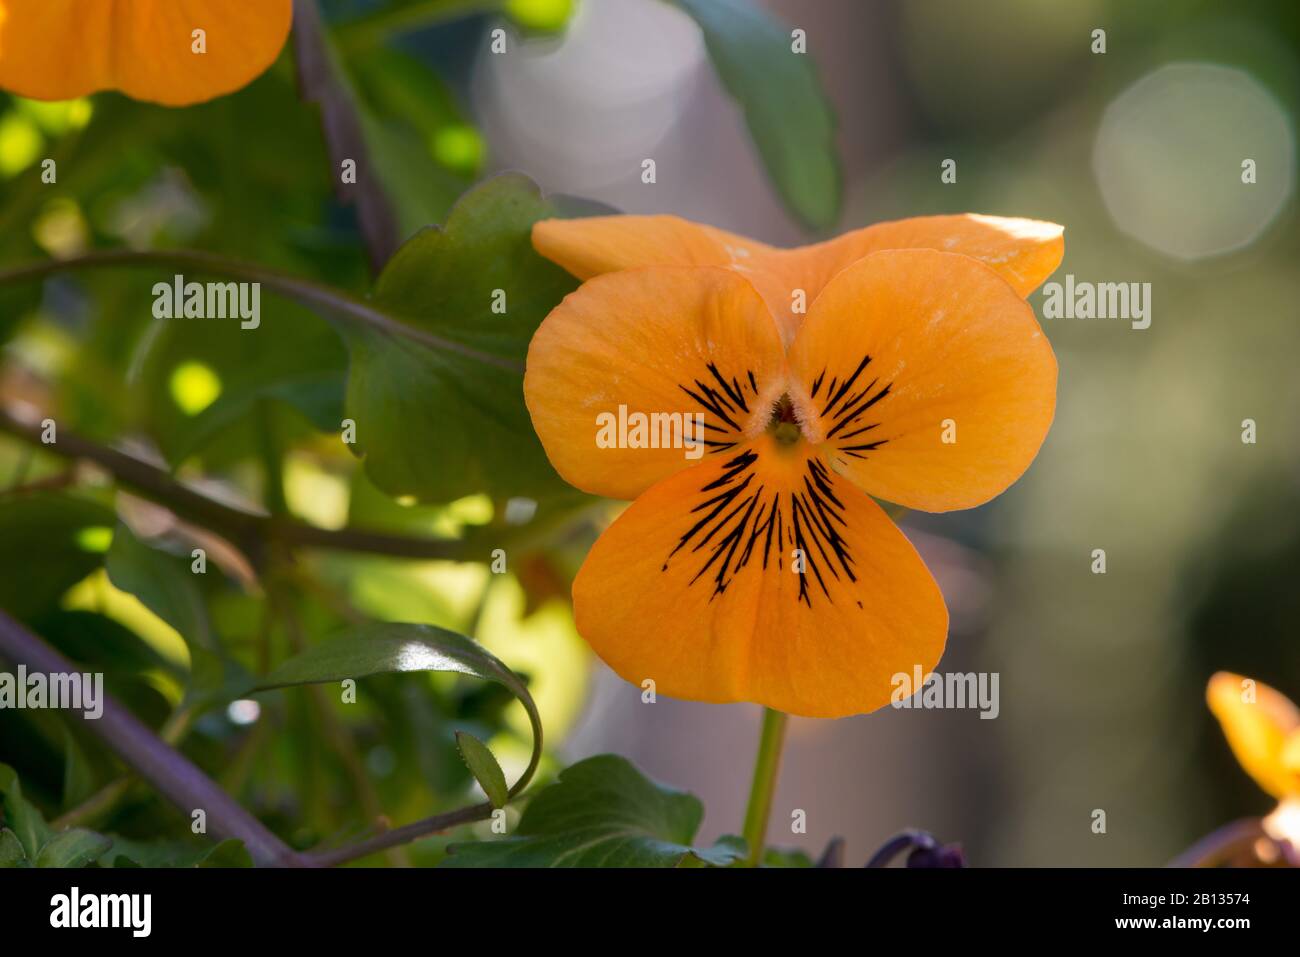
left=0, top=0, right=293, bottom=106
left=525, top=214, right=1062, bottom=717
left=1207, top=671, right=1300, bottom=849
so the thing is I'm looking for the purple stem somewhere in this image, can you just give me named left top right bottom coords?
left=0, top=608, right=307, bottom=867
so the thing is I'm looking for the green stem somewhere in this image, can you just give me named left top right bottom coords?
left=741, top=707, right=788, bottom=867
left=255, top=403, right=289, bottom=519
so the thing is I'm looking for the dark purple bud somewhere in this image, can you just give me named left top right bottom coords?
left=816, top=836, right=846, bottom=868
left=866, top=828, right=966, bottom=867
left=906, top=842, right=966, bottom=868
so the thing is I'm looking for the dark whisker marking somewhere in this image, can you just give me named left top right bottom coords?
left=667, top=479, right=753, bottom=568
left=826, top=383, right=891, bottom=440
left=837, top=421, right=881, bottom=441
left=841, top=441, right=886, bottom=453
left=776, top=502, right=784, bottom=570
left=690, top=490, right=758, bottom=556
left=690, top=479, right=751, bottom=517
left=691, top=490, right=762, bottom=595
left=840, top=440, right=887, bottom=460
left=737, top=489, right=772, bottom=571
left=707, top=362, right=749, bottom=414
left=803, top=475, right=845, bottom=524
left=701, top=449, right=756, bottom=489
left=662, top=450, right=859, bottom=609
left=821, top=355, right=872, bottom=418
left=801, top=483, right=855, bottom=577
left=675, top=360, right=768, bottom=455
left=810, top=369, right=826, bottom=399
left=759, top=498, right=779, bottom=570
left=695, top=380, right=738, bottom=417
left=789, top=496, right=832, bottom=603
left=680, top=384, right=740, bottom=432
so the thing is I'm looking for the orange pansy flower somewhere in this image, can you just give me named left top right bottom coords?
left=0, top=0, right=293, bottom=106
left=533, top=213, right=1063, bottom=344
left=1207, top=673, right=1300, bottom=846
left=525, top=214, right=1062, bottom=718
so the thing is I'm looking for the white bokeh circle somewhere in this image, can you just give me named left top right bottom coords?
left=1093, top=62, right=1295, bottom=260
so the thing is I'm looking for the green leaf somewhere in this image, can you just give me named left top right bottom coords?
left=455, top=731, right=509, bottom=809
left=678, top=833, right=748, bottom=868
left=0, top=282, right=41, bottom=346
left=103, top=524, right=252, bottom=709
left=194, top=838, right=253, bottom=868
left=762, top=845, right=814, bottom=868
left=185, top=645, right=256, bottom=711
left=61, top=728, right=99, bottom=811
left=36, top=609, right=179, bottom=679
left=137, top=306, right=347, bottom=465
left=93, top=835, right=217, bottom=868
left=253, top=622, right=541, bottom=799
left=443, top=755, right=747, bottom=867
left=0, top=828, right=28, bottom=867
left=104, top=523, right=212, bottom=649
left=0, top=494, right=114, bottom=619
left=0, top=763, right=52, bottom=861
left=35, top=828, right=113, bottom=868
left=122, top=174, right=588, bottom=506
left=340, top=173, right=579, bottom=503
left=672, top=0, right=841, bottom=230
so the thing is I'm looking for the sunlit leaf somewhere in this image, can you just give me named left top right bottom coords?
left=61, top=728, right=99, bottom=811
left=194, top=838, right=254, bottom=868
left=443, top=754, right=747, bottom=867
left=455, top=731, right=509, bottom=808
left=340, top=173, right=578, bottom=503
left=35, top=828, right=113, bottom=868
left=134, top=297, right=346, bottom=466
left=0, top=763, right=52, bottom=861
left=252, top=622, right=542, bottom=800
left=0, top=828, right=26, bottom=867
left=105, top=523, right=212, bottom=650
left=0, top=494, right=113, bottom=619
left=93, top=834, right=232, bottom=869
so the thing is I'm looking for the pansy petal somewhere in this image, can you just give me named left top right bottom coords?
left=0, top=0, right=293, bottom=106
left=787, top=249, right=1057, bottom=513
left=779, top=213, right=1064, bottom=301
left=524, top=266, right=786, bottom=500
left=572, top=435, right=948, bottom=718
left=1283, top=730, right=1300, bottom=777
left=1207, top=672, right=1300, bottom=800
left=532, top=215, right=773, bottom=279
